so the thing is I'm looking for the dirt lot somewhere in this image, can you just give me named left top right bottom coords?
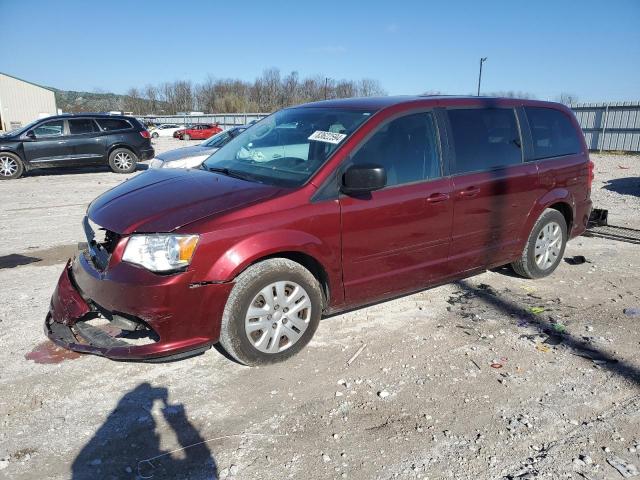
left=0, top=140, right=638, bottom=480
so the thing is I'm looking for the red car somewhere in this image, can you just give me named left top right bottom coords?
left=175, top=123, right=222, bottom=140
left=46, top=96, right=592, bottom=364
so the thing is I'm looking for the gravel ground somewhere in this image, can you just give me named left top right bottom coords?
left=0, top=141, right=638, bottom=480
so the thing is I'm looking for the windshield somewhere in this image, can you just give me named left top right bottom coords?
left=1, top=118, right=42, bottom=136
left=202, top=107, right=372, bottom=187
left=201, top=129, right=231, bottom=147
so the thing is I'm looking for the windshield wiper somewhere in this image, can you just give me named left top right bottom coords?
left=204, top=166, right=256, bottom=182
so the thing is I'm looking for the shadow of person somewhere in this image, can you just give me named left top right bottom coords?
left=72, top=382, right=217, bottom=480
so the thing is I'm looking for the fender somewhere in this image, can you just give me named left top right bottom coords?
left=518, top=188, right=575, bottom=248
left=204, top=229, right=343, bottom=305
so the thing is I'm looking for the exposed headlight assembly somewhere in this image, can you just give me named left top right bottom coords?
left=122, top=234, right=199, bottom=272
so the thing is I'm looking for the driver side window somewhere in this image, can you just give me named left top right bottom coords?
left=351, top=112, right=441, bottom=187
left=33, top=120, right=65, bottom=138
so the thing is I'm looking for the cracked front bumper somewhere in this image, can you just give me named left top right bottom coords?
left=45, top=257, right=233, bottom=361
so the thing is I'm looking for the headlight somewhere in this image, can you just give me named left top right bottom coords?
left=148, top=158, right=163, bottom=169
left=122, top=234, right=199, bottom=272
left=161, top=155, right=210, bottom=169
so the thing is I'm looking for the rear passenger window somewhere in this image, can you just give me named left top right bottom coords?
left=448, top=108, right=522, bottom=174
left=96, top=118, right=131, bottom=131
left=352, top=112, right=440, bottom=186
left=525, top=107, right=581, bottom=160
left=68, top=119, right=98, bottom=134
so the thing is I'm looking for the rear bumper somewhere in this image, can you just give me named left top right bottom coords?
left=46, top=256, right=233, bottom=361
left=138, top=147, right=155, bottom=161
left=570, top=198, right=592, bottom=239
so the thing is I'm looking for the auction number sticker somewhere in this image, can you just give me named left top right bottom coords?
left=308, top=130, right=347, bottom=144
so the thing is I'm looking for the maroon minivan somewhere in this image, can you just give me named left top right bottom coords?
left=46, top=96, right=593, bottom=364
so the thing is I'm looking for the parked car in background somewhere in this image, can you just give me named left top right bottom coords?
left=46, top=96, right=592, bottom=365
left=175, top=123, right=222, bottom=140
left=0, top=114, right=154, bottom=179
left=149, top=126, right=247, bottom=169
left=149, top=124, right=185, bottom=138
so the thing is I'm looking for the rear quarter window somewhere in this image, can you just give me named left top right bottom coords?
left=525, top=107, right=581, bottom=160
left=96, top=118, right=132, bottom=131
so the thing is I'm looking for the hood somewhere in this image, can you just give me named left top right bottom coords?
left=155, top=145, right=216, bottom=162
left=88, top=168, right=283, bottom=234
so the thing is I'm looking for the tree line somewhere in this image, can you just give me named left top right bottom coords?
left=122, top=68, right=386, bottom=115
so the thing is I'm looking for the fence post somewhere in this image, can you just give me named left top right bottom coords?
left=600, top=104, right=609, bottom=153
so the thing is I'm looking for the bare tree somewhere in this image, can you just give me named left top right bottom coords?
left=556, top=92, right=579, bottom=105
left=358, top=78, right=386, bottom=97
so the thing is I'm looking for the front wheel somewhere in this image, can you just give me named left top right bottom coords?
left=219, top=258, right=323, bottom=366
left=0, top=152, right=24, bottom=180
left=151, top=131, right=159, bottom=138
left=511, top=208, right=567, bottom=279
left=108, top=148, right=138, bottom=174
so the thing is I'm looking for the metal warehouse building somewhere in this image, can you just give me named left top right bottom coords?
left=0, top=72, right=57, bottom=132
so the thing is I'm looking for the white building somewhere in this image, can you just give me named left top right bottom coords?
left=0, top=72, right=57, bottom=132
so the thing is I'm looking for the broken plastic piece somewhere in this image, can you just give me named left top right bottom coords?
left=564, top=255, right=587, bottom=265
left=529, top=307, right=545, bottom=315
left=623, top=308, right=640, bottom=317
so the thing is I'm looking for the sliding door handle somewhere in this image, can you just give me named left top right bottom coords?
left=458, top=186, right=480, bottom=198
left=426, top=192, right=450, bottom=204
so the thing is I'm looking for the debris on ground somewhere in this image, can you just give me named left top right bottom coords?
left=565, top=255, right=588, bottom=265
left=606, top=455, right=639, bottom=478
left=623, top=307, right=640, bottom=317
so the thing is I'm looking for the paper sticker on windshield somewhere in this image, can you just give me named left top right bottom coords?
left=308, top=130, right=347, bottom=144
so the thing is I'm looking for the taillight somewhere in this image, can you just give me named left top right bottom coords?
left=140, top=130, right=150, bottom=139
left=588, top=159, right=594, bottom=190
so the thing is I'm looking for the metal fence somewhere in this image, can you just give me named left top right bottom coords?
left=140, top=113, right=268, bottom=129
left=570, top=102, right=640, bottom=153
left=142, top=103, right=640, bottom=153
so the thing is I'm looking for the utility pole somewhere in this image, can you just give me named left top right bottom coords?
left=324, top=77, right=329, bottom=100
left=477, top=57, right=487, bottom=96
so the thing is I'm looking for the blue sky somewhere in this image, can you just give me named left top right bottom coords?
left=1, top=0, right=638, bottom=101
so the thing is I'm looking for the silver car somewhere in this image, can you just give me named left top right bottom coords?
left=149, top=126, right=246, bottom=169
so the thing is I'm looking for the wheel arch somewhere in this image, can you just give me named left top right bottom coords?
left=107, top=143, right=138, bottom=159
left=202, top=230, right=339, bottom=309
left=519, top=188, right=575, bottom=248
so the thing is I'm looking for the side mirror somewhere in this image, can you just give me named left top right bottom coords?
left=341, top=164, right=386, bottom=194
left=25, top=130, right=36, bottom=140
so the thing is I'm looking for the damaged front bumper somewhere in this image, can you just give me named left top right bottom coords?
left=45, top=256, right=233, bottom=362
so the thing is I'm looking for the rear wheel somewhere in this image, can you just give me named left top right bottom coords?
left=219, top=258, right=323, bottom=366
left=511, top=208, right=567, bottom=279
left=0, top=152, right=24, bottom=180
left=183, top=134, right=191, bottom=141
left=108, top=148, right=138, bottom=174
left=151, top=131, right=159, bottom=138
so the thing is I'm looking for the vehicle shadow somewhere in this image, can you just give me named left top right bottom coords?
left=454, top=279, right=640, bottom=386
left=602, top=176, right=640, bottom=197
left=71, top=382, right=217, bottom=479
left=26, top=162, right=148, bottom=178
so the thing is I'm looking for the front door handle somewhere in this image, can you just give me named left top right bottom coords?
left=458, top=186, right=480, bottom=198
left=426, top=193, right=450, bottom=204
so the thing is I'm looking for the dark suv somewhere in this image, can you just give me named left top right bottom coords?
left=0, top=114, right=154, bottom=179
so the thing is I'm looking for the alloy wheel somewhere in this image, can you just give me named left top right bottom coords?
left=244, top=281, right=312, bottom=354
left=534, top=221, right=562, bottom=270
left=113, top=152, right=132, bottom=170
left=0, top=155, right=18, bottom=177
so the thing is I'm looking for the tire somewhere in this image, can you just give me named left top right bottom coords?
left=151, top=131, right=159, bottom=138
left=108, top=148, right=138, bottom=174
left=219, top=258, right=324, bottom=366
left=0, top=152, right=24, bottom=180
left=183, top=134, right=191, bottom=141
left=511, top=208, right=567, bottom=279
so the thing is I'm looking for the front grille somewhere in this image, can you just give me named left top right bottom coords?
left=83, top=216, right=120, bottom=270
